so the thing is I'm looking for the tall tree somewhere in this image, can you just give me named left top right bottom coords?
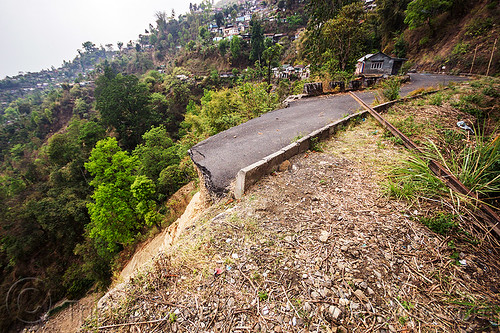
left=219, top=38, right=230, bottom=56
left=303, top=0, right=358, bottom=69
left=133, top=125, right=180, bottom=184
left=214, top=12, right=225, bottom=27
left=230, top=36, right=242, bottom=62
left=94, top=66, right=158, bottom=150
left=85, top=138, right=141, bottom=254
left=82, top=41, right=96, bottom=53
left=321, top=2, right=368, bottom=72
left=306, top=0, right=355, bottom=28
left=199, top=26, right=212, bottom=46
left=262, top=41, right=283, bottom=85
left=250, top=19, right=265, bottom=62
left=303, top=1, right=368, bottom=73
left=376, top=0, right=412, bottom=44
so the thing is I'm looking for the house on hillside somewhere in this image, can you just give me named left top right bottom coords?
left=224, top=26, right=239, bottom=38
left=364, top=0, right=377, bottom=10
left=236, top=15, right=251, bottom=22
left=355, top=52, right=406, bottom=76
left=272, top=64, right=310, bottom=80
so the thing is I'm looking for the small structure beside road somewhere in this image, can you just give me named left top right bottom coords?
left=355, top=52, right=406, bottom=77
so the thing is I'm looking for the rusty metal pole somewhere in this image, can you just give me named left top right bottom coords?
left=349, top=91, right=500, bottom=237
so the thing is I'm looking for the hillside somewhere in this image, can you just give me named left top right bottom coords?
left=1, top=0, right=499, bottom=331
left=57, top=78, right=499, bottom=332
left=385, top=0, right=500, bottom=75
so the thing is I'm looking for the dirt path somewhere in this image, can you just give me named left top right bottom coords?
left=24, top=294, right=98, bottom=333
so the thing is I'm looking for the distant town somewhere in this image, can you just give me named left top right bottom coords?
left=0, top=0, right=380, bottom=113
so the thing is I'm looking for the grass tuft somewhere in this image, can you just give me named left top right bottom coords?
left=420, top=212, right=458, bottom=235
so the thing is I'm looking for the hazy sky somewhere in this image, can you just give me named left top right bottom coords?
left=0, top=0, right=197, bottom=79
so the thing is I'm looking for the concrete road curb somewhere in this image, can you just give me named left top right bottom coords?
left=234, top=99, right=401, bottom=199
left=233, top=86, right=449, bottom=199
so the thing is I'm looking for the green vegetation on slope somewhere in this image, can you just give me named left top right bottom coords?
left=1, top=0, right=499, bottom=330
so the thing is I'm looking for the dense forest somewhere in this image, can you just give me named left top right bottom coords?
left=0, top=0, right=498, bottom=330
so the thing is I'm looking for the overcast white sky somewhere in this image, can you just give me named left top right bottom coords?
left=0, top=0, right=197, bottom=79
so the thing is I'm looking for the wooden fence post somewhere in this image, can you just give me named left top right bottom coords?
left=486, top=38, right=497, bottom=76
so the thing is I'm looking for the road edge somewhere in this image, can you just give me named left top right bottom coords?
left=232, top=87, right=448, bottom=199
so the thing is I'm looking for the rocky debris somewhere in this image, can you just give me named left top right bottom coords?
left=319, top=230, right=330, bottom=243
left=80, top=120, right=500, bottom=333
left=278, top=160, right=291, bottom=172
left=282, top=94, right=306, bottom=107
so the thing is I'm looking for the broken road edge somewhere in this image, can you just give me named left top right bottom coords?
left=233, top=100, right=399, bottom=199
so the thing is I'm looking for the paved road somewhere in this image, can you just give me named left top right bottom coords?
left=189, top=73, right=469, bottom=195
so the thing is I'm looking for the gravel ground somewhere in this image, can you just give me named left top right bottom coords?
left=77, top=116, right=500, bottom=333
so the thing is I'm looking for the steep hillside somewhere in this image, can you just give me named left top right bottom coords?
left=73, top=79, right=500, bottom=332
left=2, top=1, right=499, bottom=331
left=393, top=0, right=500, bottom=74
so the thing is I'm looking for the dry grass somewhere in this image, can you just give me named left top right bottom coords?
left=78, top=122, right=499, bottom=332
left=70, top=80, right=500, bottom=333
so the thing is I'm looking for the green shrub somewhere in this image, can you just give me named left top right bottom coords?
left=182, top=83, right=279, bottom=138
left=419, top=36, right=430, bottom=46
left=466, top=18, right=493, bottom=37
left=399, top=61, right=414, bottom=75
left=292, top=80, right=305, bottom=95
left=483, top=85, right=500, bottom=98
left=394, top=34, right=408, bottom=58
left=453, top=93, right=487, bottom=120
left=379, top=77, right=401, bottom=102
left=442, top=129, right=463, bottom=146
left=420, top=213, right=458, bottom=235
left=455, top=130, right=500, bottom=197
left=385, top=155, right=447, bottom=201
left=430, top=93, right=443, bottom=106
left=451, top=42, right=469, bottom=56
left=310, top=137, right=324, bottom=152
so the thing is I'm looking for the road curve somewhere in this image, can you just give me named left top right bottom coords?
left=189, top=73, right=469, bottom=196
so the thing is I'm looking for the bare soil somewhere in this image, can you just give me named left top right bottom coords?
left=24, top=295, right=99, bottom=333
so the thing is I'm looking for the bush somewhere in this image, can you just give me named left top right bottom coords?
left=419, top=36, right=430, bottom=47
left=399, top=61, right=414, bottom=75
left=182, top=83, right=279, bottom=138
left=466, top=18, right=493, bottom=37
left=454, top=130, right=500, bottom=198
left=430, top=92, right=443, bottom=106
left=453, top=93, right=487, bottom=120
left=394, top=34, right=408, bottom=58
left=62, top=264, right=94, bottom=299
left=379, top=77, right=401, bottom=101
left=451, top=42, right=469, bottom=56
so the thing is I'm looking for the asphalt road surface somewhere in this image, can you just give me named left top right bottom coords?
left=189, top=73, right=469, bottom=195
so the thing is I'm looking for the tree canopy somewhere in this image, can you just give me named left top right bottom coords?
left=250, top=19, right=265, bottom=62
left=404, top=0, right=452, bottom=31
left=303, top=1, right=368, bottom=74
left=85, top=138, right=142, bottom=254
left=95, top=67, right=159, bottom=150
